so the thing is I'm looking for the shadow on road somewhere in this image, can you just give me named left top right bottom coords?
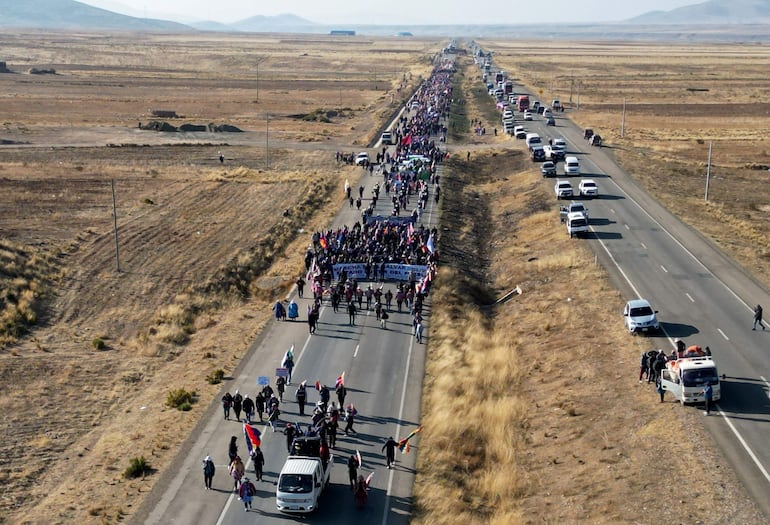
left=588, top=231, right=623, bottom=240
left=659, top=322, right=699, bottom=339
left=717, top=377, right=770, bottom=421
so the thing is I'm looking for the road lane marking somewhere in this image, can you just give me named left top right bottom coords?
left=685, top=293, right=694, bottom=302
left=640, top=242, right=647, bottom=250
left=660, top=265, right=668, bottom=273
left=718, top=406, right=770, bottom=485
left=624, top=223, right=629, bottom=230
left=354, top=344, right=360, bottom=358
left=717, top=329, right=729, bottom=341
left=380, top=331, right=416, bottom=525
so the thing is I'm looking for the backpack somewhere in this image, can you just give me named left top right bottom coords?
left=242, top=482, right=253, bottom=497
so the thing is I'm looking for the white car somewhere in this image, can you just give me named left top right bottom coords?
left=554, top=180, right=573, bottom=199
left=552, top=137, right=567, bottom=149
left=523, top=111, right=533, bottom=121
left=355, top=152, right=369, bottom=165
left=578, top=179, right=599, bottom=198
left=623, top=299, right=660, bottom=334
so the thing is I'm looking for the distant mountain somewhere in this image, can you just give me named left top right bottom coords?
left=626, top=0, right=770, bottom=24
left=229, top=13, right=318, bottom=32
left=0, top=0, right=190, bottom=30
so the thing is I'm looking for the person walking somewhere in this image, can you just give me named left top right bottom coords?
left=296, top=383, right=307, bottom=416
left=348, top=301, right=357, bottom=325
left=254, top=392, right=265, bottom=423
left=753, top=304, right=764, bottom=330
left=228, top=436, right=238, bottom=464
left=284, top=423, right=297, bottom=453
left=276, top=376, right=286, bottom=402
left=267, top=400, right=280, bottom=431
left=382, top=436, right=398, bottom=469
left=703, top=383, right=714, bottom=415
left=384, top=289, right=393, bottom=310
left=238, top=477, right=256, bottom=511
left=242, top=395, right=254, bottom=424
left=414, top=321, right=424, bottom=343
left=232, top=390, right=243, bottom=422
left=221, top=392, right=233, bottom=420
left=344, top=405, right=357, bottom=435
left=251, top=446, right=265, bottom=481
left=228, top=456, right=244, bottom=492
left=202, top=455, right=215, bottom=490
left=336, top=383, right=347, bottom=408
left=347, top=454, right=359, bottom=490
left=284, top=353, right=295, bottom=384
left=296, top=276, right=305, bottom=298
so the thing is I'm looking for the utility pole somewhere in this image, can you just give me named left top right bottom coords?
left=255, top=55, right=269, bottom=104
left=111, top=179, right=120, bottom=272
left=705, top=141, right=713, bottom=201
left=621, top=97, right=626, bottom=138
left=265, top=113, right=269, bottom=170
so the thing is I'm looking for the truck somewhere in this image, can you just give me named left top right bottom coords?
left=660, top=345, right=721, bottom=404
left=276, top=436, right=333, bottom=514
left=495, top=71, right=504, bottom=84
left=565, top=211, right=589, bottom=237
left=516, top=95, right=530, bottom=112
left=504, top=80, right=513, bottom=95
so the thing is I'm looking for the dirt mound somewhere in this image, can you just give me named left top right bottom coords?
left=139, top=121, right=243, bottom=132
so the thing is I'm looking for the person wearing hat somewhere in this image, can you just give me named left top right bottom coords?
left=238, top=476, right=256, bottom=511
left=202, top=455, right=215, bottom=489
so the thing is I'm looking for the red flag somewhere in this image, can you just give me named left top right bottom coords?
left=400, top=134, right=412, bottom=146
left=398, top=426, right=422, bottom=454
left=315, top=380, right=321, bottom=391
left=335, top=372, right=345, bottom=389
left=319, top=236, right=328, bottom=250
left=365, top=471, right=374, bottom=488
left=243, top=423, right=261, bottom=454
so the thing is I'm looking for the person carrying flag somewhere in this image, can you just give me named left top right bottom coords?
left=347, top=454, right=359, bottom=490
left=382, top=436, right=398, bottom=469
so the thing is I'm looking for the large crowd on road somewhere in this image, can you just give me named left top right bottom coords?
left=198, top=59, right=457, bottom=512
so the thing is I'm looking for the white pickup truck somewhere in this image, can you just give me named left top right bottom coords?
left=276, top=436, right=333, bottom=514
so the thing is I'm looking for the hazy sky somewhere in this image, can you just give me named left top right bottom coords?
left=79, top=0, right=701, bottom=25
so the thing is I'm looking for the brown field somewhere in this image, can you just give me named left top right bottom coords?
left=0, top=33, right=767, bottom=524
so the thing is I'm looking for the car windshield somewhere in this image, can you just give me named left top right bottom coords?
left=681, top=368, right=719, bottom=388
left=630, top=306, right=654, bottom=317
left=279, top=474, right=313, bottom=493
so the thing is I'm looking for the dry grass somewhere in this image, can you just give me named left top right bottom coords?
left=412, top=56, right=763, bottom=525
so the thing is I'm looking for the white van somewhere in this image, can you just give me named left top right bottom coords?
left=276, top=457, right=328, bottom=514
left=564, top=156, right=580, bottom=175
left=525, top=133, right=541, bottom=150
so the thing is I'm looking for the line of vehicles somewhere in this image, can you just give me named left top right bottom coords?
left=475, top=47, right=721, bottom=409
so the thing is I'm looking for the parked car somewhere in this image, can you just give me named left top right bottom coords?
left=355, top=152, right=370, bottom=165
left=523, top=111, right=533, bottom=121
left=514, top=126, right=527, bottom=139
left=530, top=146, right=546, bottom=162
left=578, top=179, right=599, bottom=198
left=623, top=299, right=660, bottom=335
left=541, top=161, right=557, bottom=177
left=554, top=180, right=573, bottom=199
left=546, top=117, right=556, bottom=126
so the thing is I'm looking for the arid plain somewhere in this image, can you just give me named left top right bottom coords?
left=0, top=32, right=768, bottom=524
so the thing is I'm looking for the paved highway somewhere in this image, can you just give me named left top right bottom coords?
left=136, top=165, right=440, bottom=525
left=517, top=98, right=770, bottom=518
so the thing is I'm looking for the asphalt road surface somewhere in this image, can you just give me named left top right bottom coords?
left=519, top=98, right=770, bottom=518
left=138, top=165, right=440, bottom=525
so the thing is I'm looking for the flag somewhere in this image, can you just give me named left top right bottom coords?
left=319, top=236, right=328, bottom=250
left=300, top=380, right=307, bottom=389
left=356, top=449, right=363, bottom=469
left=407, top=222, right=415, bottom=237
left=365, top=471, right=374, bottom=488
left=282, top=344, right=295, bottom=367
left=425, top=233, right=435, bottom=254
left=315, top=380, right=321, bottom=391
left=400, top=134, right=412, bottom=146
left=243, top=423, right=261, bottom=455
left=335, top=372, right=345, bottom=389
left=398, top=426, right=422, bottom=454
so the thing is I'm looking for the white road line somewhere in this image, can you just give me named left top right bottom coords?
left=380, top=332, right=416, bottom=525
left=354, top=344, right=360, bottom=358
left=610, top=208, right=616, bottom=214
left=624, top=223, right=630, bottom=230
left=717, top=329, right=729, bottom=341
left=685, top=293, right=695, bottom=302
left=660, top=265, right=668, bottom=273
left=717, top=406, right=770, bottom=485
left=640, top=242, right=647, bottom=250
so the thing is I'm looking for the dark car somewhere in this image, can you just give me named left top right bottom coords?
left=546, top=117, right=556, bottom=126
left=531, top=147, right=546, bottom=162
